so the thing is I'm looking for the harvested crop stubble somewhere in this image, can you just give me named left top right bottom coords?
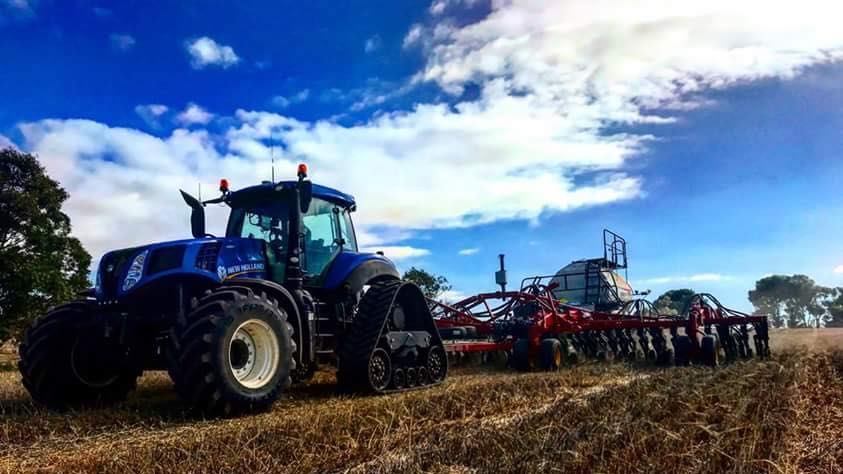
left=0, top=351, right=840, bottom=474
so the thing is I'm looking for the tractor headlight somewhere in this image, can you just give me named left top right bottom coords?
left=122, top=250, right=148, bottom=292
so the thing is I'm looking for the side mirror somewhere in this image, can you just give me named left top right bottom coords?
left=180, top=190, right=206, bottom=238
left=299, top=180, right=312, bottom=213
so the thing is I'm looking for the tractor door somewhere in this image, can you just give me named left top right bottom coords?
left=231, top=208, right=289, bottom=284
left=301, top=198, right=356, bottom=282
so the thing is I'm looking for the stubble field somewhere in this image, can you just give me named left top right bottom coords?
left=0, top=330, right=841, bottom=474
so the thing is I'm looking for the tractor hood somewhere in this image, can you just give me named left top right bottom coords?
left=96, top=237, right=267, bottom=299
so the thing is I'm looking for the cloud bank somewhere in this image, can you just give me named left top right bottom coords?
left=13, top=0, right=843, bottom=265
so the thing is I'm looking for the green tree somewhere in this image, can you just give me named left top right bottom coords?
left=822, top=288, right=843, bottom=327
left=748, top=275, right=791, bottom=327
left=402, top=267, right=452, bottom=301
left=653, top=288, right=695, bottom=315
left=748, top=274, right=832, bottom=328
left=0, top=148, right=91, bottom=342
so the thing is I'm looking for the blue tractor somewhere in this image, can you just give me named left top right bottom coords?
left=18, top=165, right=447, bottom=414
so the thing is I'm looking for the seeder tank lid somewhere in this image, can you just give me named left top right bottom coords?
left=227, top=181, right=356, bottom=208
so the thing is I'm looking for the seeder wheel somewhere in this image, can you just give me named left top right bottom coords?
left=672, top=335, right=692, bottom=366
left=512, top=339, right=531, bottom=372
left=700, top=335, right=719, bottom=367
left=539, top=338, right=563, bottom=371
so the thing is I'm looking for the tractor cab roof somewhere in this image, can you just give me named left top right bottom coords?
left=228, top=181, right=356, bottom=208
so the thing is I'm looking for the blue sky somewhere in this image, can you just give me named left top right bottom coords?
left=2, top=0, right=843, bottom=311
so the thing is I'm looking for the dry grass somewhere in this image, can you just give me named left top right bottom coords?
left=769, top=328, right=843, bottom=352
left=0, top=342, right=840, bottom=473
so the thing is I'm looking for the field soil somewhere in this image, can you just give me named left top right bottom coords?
left=0, top=332, right=841, bottom=473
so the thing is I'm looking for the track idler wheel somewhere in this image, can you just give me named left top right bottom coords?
left=369, top=348, right=392, bottom=391
left=426, top=345, right=447, bottom=382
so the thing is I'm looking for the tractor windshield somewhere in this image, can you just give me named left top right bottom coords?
left=226, top=194, right=358, bottom=282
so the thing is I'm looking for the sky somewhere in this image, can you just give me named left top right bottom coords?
left=2, top=0, right=843, bottom=311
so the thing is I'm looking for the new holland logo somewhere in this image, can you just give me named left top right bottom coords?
left=217, top=263, right=264, bottom=280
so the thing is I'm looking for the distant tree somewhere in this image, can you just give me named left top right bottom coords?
left=0, top=148, right=91, bottom=342
left=748, top=274, right=832, bottom=328
left=402, top=267, right=452, bottom=302
left=749, top=275, right=792, bottom=327
left=822, top=288, right=843, bottom=328
left=653, top=288, right=695, bottom=315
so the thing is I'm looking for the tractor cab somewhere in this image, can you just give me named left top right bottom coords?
left=223, top=179, right=359, bottom=285
left=181, top=165, right=369, bottom=290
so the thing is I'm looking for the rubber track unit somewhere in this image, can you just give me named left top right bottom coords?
left=337, top=279, right=447, bottom=394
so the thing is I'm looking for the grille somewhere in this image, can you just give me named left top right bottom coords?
left=146, top=245, right=186, bottom=276
left=99, top=249, right=137, bottom=298
left=195, top=241, right=222, bottom=272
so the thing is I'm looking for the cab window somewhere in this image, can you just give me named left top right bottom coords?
left=302, top=199, right=341, bottom=277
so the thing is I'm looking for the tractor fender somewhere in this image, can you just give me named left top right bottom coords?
left=323, top=252, right=399, bottom=291
left=338, top=258, right=400, bottom=297
left=221, top=278, right=306, bottom=365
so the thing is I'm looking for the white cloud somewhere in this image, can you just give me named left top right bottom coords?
left=134, top=104, right=169, bottom=128
left=0, top=134, right=15, bottom=150
left=176, top=103, right=213, bottom=126
left=638, top=274, right=729, bottom=285
left=834, top=265, right=843, bottom=274
left=359, top=246, right=430, bottom=261
left=13, top=1, right=843, bottom=267
left=109, top=33, right=135, bottom=51
left=364, top=35, right=382, bottom=53
left=403, top=24, right=423, bottom=49
left=185, top=37, right=240, bottom=69
left=416, top=1, right=843, bottom=111
left=440, top=288, right=468, bottom=303
left=458, top=248, right=479, bottom=256
left=271, top=89, right=310, bottom=109
left=428, top=0, right=478, bottom=16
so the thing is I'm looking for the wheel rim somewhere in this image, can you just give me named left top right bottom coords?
left=368, top=348, right=391, bottom=391
left=229, top=318, right=280, bottom=389
left=70, top=336, right=122, bottom=388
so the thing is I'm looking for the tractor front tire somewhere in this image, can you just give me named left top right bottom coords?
left=168, top=287, right=294, bottom=416
left=18, top=301, right=139, bottom=410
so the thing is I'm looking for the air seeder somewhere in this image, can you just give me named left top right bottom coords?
left=432, top=230, right=770, bottom=370
left=19, top=165, right=446, bottom=414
